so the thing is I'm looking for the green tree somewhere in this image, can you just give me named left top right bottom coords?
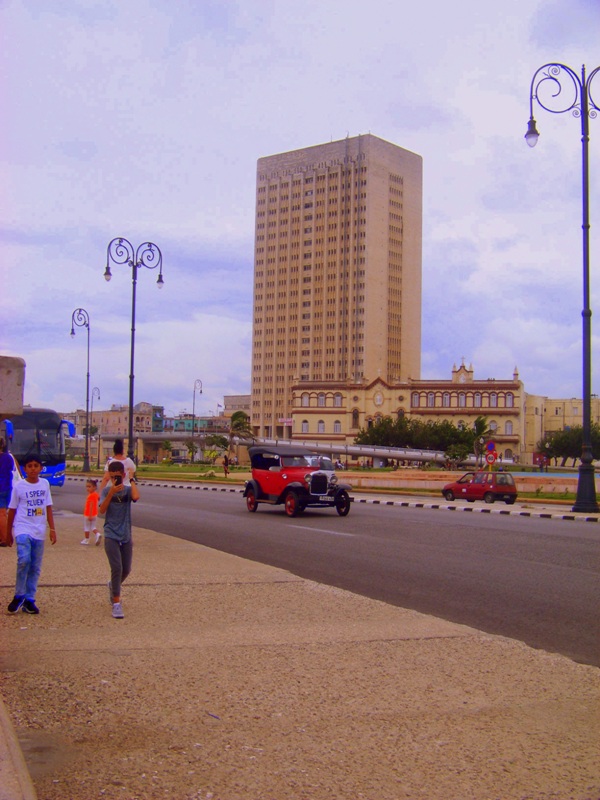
left=228, top=411, right=254, bottom=451
left=470, top=416, right=492, bottom=466
left=540, top=425, right=600, bottom=467
left=184, top=438, right=198, bottom=462
left=355, top=414, right=475, bottom=455
left=205, top=434, right=229, bottom=451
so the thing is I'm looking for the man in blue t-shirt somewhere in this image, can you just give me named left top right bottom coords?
left=99, top=461, right=140, bottom=619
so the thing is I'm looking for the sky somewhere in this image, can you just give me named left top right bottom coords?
left=1, top=0, right=599, bottom=417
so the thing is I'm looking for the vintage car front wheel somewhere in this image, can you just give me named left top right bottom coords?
left=284, top=489, right=301, bottom=517
left=335, top=490, right=351, bottom=516
left=246, top=488, right=258, bottom=512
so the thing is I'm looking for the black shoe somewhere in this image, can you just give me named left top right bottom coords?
left=22, top=599, right=39, bottom=615
left=7, top=596, right=25, bottom=614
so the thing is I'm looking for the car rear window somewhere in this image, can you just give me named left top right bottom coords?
left=496, top=474, right=515, bottom=486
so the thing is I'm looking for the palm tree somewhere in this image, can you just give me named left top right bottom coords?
left=471, top=415, right=492, bottom=467
left=228, top=411, right=254, bottom=456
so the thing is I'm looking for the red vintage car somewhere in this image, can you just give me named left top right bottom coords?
left=244, top=445, right=352, bottom=517
left=442, top=471, right=517, bottom=504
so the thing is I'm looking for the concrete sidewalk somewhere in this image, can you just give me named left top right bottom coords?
left=1, top=511, right=599, bottom=800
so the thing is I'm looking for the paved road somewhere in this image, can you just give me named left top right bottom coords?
left=55, top=480, right=600, bottom=666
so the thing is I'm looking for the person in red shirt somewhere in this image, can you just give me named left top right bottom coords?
left=81, top=479, right=101, bottom=545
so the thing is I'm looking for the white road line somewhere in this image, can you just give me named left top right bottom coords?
left=290, top=525, right=355, bottom=537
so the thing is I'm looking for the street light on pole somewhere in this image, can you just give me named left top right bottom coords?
left=70, top=308, right=91, bottom=472
left=91, top=386, right=101, bottom=468
left=191, top=379, right=203, bottom=463
left=104, top=238, right=164, bottom=462
left=526, top=63, right=600, bottom=513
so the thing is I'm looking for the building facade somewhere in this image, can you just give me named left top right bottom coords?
left=251, top=134, right=423, bottom=439
left=223, top=395, right=251, bottom=418
left=291, top=361, right=525, bottom=461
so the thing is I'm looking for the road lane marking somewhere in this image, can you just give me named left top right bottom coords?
left=291, top=525, right=355, bottom=537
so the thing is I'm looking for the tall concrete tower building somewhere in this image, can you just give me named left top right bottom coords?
left=251, top=134, right=422, bottom=439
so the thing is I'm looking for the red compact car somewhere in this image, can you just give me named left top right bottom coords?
left=442, top=471, right=517, bottom=504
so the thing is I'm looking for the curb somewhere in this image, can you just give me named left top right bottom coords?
left=0, top=696, right=37, bottom=800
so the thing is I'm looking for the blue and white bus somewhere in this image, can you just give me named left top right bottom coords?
left=3, top=407, right=75, bottom=487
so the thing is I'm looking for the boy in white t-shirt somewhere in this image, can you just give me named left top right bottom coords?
left=6, top=454, right=56, bottom=615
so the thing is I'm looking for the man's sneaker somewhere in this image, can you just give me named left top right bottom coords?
left=22, top=600, right=40, bottom=615
left=80, top=539, right=89, bottom=545
left=107, top=581, right=113, bottom=604
left=95, top=533, right=102, bottom=546
left=7, top=596, right=25, bottom=614
left=112, top=602, right=124, bottom=619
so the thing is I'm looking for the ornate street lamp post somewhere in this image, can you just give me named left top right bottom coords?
left=104, top=238, right=164, bottom=462
left=191, top=379, right=203, bottom=463
left=91, top=386, right=101, bottom=468
left=526, top=63, right=600, bottom=513
left=70, top=308, right=91, bottom=472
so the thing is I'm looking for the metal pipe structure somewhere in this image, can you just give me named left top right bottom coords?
left=191, top=379, right=203, bottom=462
left=104, top=238, right=164, bottom=461
left=70, top=308, right=91, bottom=472
left=526, top=63, right=600, bottom=513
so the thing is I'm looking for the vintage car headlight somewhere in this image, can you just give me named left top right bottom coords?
left=304, top=472, right=313, bottom=484
left=329, top=474, right=338, bottom=486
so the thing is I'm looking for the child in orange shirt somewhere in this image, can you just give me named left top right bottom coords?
left=81, top=479, right=101, bottom=545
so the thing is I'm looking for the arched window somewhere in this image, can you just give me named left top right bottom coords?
left=352, top=409, right=359, bottom=428
left=397, top=409, right=405, bottom=419
left=490, top=392, right=498, bottom=408
left=301, top=393, right=309, bottom=407
left=411, top=392, right=420, bottom=407
left=458, top=392, right=466, bottom=408
left=506, top=392, right=514, bottom=408
left=505, top=421, right=513, bottom=435
left=333, top=420, right=341, bottom=434
left=334, top=393, right=342, bottom=407
left=427, top=392, right=435, bottom=408
left=301, top=419, right=309, bottom=434
left=442, top=392, right=450, bottom=408
left=317, top=393, right=325, bottom=407
left=489, top=420, right=498, bottom=432
left=317, top=419, right=325, bottom=434
left=474, top=392, right=482, bottom=408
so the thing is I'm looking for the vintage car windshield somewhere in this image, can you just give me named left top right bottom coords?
left=306, top=456, right=335, bottom=471
left=280, top=455, right=312, bottom=468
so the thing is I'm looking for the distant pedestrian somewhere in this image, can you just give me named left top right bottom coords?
left=6, top=454, right=56, bottom=615
left=0, top=438, right=17, bottom=546
left=99, top=461, right=140, bottom=619
left=100, top=439, right=136, bottom=490
left=81, top=479, right=101, bottom=546
left=223, top=454, right=229, bottom=478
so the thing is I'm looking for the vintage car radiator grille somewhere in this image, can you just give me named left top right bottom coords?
left=309, top=473, right=328, bottom=495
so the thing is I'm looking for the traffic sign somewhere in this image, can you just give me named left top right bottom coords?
left=486, top=441, right=495, bottom=452
left=485, top=452, right=496, bottom=465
